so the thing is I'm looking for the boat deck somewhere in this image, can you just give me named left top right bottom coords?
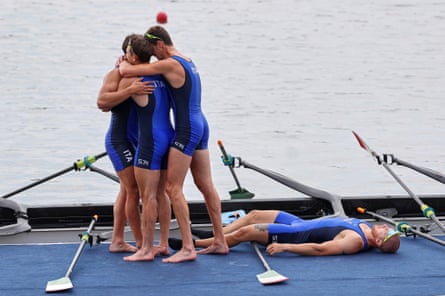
left=2, top=235, right=445, bottom=296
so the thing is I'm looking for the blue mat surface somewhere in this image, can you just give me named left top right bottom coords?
left=1, top=236, right=445, bottom=296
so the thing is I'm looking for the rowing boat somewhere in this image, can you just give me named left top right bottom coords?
left=2, top=136, right=445, bottom=295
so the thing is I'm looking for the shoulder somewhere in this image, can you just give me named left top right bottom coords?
left=147, top=58, right=179, bottom=73
left=104, top=68, right=121, bottom=82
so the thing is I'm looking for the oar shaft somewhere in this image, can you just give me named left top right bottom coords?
left=252, top=242, right=271, bottom=271
left=241, top=160, right=336, bottom=200
left=88, top=165, right=120, bottom=183
left=382, top=163, right=445, bottom=231
left=382, top=163, right=423, bottom=205
left=385, top=161, right=445, bottom=233
left=218, top=141, right=242, bottom=190
left=1, top=167, right=73, bottom=199
left=357, top=208, right=445, bottom=247
left=1, top=152, right=107, bottom=199
left=65, top=215, right=98, bottom=278
left=394, top=157, right=445, bottom=185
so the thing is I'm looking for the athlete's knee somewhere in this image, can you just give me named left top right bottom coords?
left=127, top=184, right=138, bottom=194
left=232, top=226, right=253, bottom=242
left=165, top=182, right=182, bottom=200
left=246, top=210, right=263, bottom=223
left=192, top=177, right=214, bottom=196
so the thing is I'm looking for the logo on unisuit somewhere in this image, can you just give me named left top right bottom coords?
left=123, top=149, right=133, bottom=163
left=137, top=159, right=150, bottom=167
left=152, top=80, right=166, bottom=88
left=173, top=141, right=185, bottom=151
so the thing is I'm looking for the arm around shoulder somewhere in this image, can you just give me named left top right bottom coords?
left=97, top=70, right=153, bottom=111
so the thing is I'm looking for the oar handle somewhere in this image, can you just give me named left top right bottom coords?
left=217, top=140, right=242, bottom=191
left=74, top=152, right=107, bottom=170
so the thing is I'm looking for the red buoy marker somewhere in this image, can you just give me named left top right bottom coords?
left=156, top=11, right=168, bottom=24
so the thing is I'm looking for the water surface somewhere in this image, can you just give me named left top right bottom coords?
left=1, top=0, right=444, bottom=205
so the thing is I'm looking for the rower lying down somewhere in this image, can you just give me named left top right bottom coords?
left=169, top=210, right=401, bottom=256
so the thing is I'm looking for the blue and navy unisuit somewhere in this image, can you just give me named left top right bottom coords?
left=168, top=55, right=209, bottom=156
left=268, top=212, right=371, bottom=251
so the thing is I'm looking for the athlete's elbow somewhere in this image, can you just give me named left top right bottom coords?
left=118, top=66, right=131, bottom=77
left=96, top=100, right=110, bottom=112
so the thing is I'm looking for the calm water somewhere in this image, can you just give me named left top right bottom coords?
left=1, top=0, right=444, bottom=206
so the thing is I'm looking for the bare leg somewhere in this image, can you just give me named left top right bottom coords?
left=154, top=169, right=171, bottom=256
left=222, top=210, right=280, bottom=234
left=162, top=149, right=197, bottom=263
left=195, top=224, right=270, bottom=248
left=122, top=167, right=142, bottom=249
left=190, top=150, right=229, bottom=255
left=124, top=168, right=160, bottom=262
left=109, top=166, right=138, bottom=253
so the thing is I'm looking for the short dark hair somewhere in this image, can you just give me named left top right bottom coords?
left=121, top=33, right=138, bottom=53
left=145, top=25, right=173, bottom=46
left=128, top=35, right=152, bottom=63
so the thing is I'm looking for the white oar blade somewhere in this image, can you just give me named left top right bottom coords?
left=45, top=276, right=73, bottom=293
left=256, top=270, right=288, bottom=285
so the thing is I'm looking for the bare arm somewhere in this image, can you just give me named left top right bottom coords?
left=266, top=235, right=363, bottom=256
left=119, top=60, right=165, bottom=77
left=96, top=69, right=153, bottom=112
left=119, top=59, right=185, bottom=88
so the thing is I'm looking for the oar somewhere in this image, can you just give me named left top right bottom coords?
left=217, top=140, right=254, bottom=199
left=357, top=207, right=445, bottom=247
left=239, top=159, right=336, bottom=198
left=2, top=152, right=107, bottom=199
left=252, top=242, right=288, bottom=285
left=382, top=154, right=445, bottom=185
left=45, top=214, right=99, bottom=293
left=88, top=164, right=120, bottom=183
left=235, top=157, right=344, bottom=215
left=352, top=131, right=445, bottom=233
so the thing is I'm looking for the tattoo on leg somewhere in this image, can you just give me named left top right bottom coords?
left=254, top=224, right=268, bottom=232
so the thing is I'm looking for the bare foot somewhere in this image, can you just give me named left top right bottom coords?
left=162, top=249, right=197, bottom=263
left=197, top=243, right=229, bottom=255
left=153, top=245, right=169, bottom=256
left=109, top=242, right=138, bottom=253
left=123, top=249, right=156, bottom=262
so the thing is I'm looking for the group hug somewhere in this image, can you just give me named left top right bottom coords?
left=97, top=25, right=400, bottom=264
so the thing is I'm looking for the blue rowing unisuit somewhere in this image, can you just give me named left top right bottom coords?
left=133, top=75, right=173, bottom=170
left=105, top=99, right=138, bottom=172
left=268, top=212, right=371, bottom=251
left=168, top=55, right=209, bottom=156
